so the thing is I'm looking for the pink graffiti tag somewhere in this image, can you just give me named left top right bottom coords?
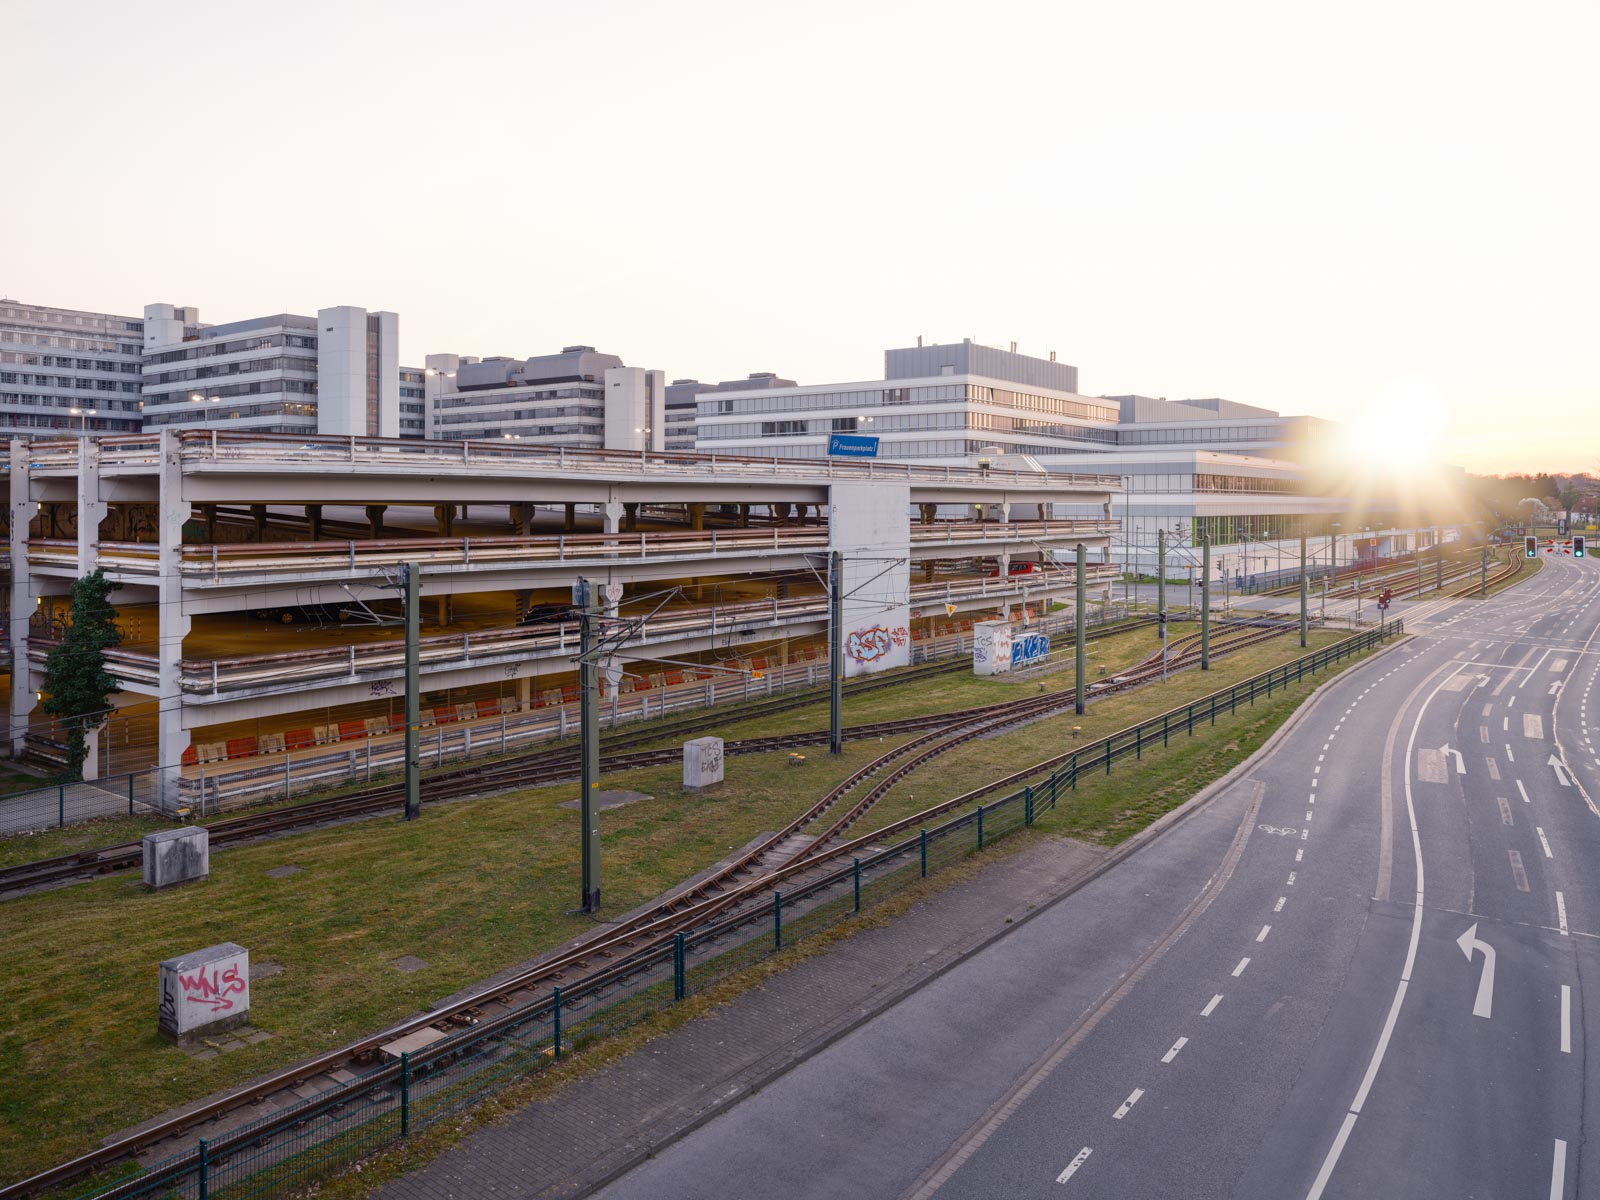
left=845, top=626, right=893, bottom=664
left=179, top=964, right=247, bottom=1013
left=889, top=626, right=909, bottom=647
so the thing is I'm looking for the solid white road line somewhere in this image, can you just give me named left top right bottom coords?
left=1161, top=1037, right=1188, bottom=1064
left=1232, top=957, right=1250, bottom=977
left=1112, top=1088, right=1143, bottom=1120
left=1201, top=994, right=1222, bottom=1016
left=1304, top=663, right=1461, bottom=1200
left=1561, top=985, right=1572, bottom=1054
left=1056, top=1147, right=1092, bottom=1184
left=1538, top=827, right=1554, bottom=858
left=1518, top=780, right=1532, bottom=804
left=1551, top=1138, right=1567, bottom=1200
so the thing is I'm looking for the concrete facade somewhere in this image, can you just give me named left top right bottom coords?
left=0, top=300, right=145, bottom=437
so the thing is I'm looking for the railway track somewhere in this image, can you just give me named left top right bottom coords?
left=1447, top=554, right=1521, bottom=598
left=0, top=617, right=1164, bottom=899
left=0, top=617, right=1302, bottom=1200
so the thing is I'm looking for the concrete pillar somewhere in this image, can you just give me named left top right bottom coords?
left=306, top=504, right=324, bottom=540
left=76, top=437, right=107, bottom=578
left=688, top=502, right=706, bottom=531
left=774, top=502, right=791, bottom=527
left=998, top=552, right=1011, bottom=619
left=602, top=495, right=624, bottom=534
left=9, top=441, right=36, bottom=757
left=999, top=500, right=1012, bottom=524
left=738, top=504, right=750, bottom=528
left=365, top=504, right=386, bottom=538
left=564, top=503, right=578, bottom=532
left=623, top=502, right=639, bottom=532
left=435, top=596, right=449, bottom=625
left=201, top=504, right=217, bottom=543
left=157, top=431, right=193, bottom=807
left=602, top=582, right=624, bottom=697
left=920, top=503, right=937, bottom=525
left=434, top=504, right=454, bottom=536
left=516, top=675, right=532, bottom=708
left=519, top=503, right=534, bottom=536
left=250, top=504, right=268, bottom=541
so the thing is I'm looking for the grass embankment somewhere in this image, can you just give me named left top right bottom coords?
left=0, top=620, right=1343, bottom=1185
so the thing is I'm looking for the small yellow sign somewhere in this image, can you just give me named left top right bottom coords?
left=946, top=603, right=957, bottom=616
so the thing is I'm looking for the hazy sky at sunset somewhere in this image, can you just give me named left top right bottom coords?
left=3, top=0, right=1595, bottom=475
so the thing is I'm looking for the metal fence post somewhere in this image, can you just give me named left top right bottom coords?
left=1163, top=714, right=1169, bottom=747
left=977, top=804, right=985, bottom=849
left=400, top=1051, right=411, bottom=1137
left=197, top=1136, right=209, bottom=1200
left=920, top=828, right=928, bottom=877
left=1136, top=726, right=1142, bottom=759
left=1024, top=784, right=1034, bottom=826
left=58, top=784, right=65, bottom=828
left=128, top=773, right=135, bottom=816
left=853, top=858, right=861, bottom=912
left=1211, top=696, right=1217, bottom=725
left=552, top=986, right=562, bottom=1059
left=673, top=933, right=686, bottom=1000
left=1188, top=703, right=1195, bottom=736
left=773, top=891, right=783, bottom=949
left=1105, top=737, right=1112, bottom=774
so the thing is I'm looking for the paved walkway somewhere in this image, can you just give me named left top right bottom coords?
left=373, top=835, right=1110, bottom=1200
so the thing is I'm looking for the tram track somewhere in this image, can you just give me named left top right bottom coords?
left=0, top=617, right=1305, bottom=1200
left=0, top=618, right=1164, bottom=898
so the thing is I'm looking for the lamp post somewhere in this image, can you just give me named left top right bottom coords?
left=189, top=392, right=221, bottom=424
left=67, top=407, right=96, bottom=433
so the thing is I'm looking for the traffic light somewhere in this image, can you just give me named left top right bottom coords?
left=1577, top=535, right=1587, bottom=558
left=1525, top=536, right=1537, bottom=558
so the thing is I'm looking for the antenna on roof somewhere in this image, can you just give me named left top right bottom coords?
left=1010, top=341, right=1017, bottom=353
left=917, top=335, right=923, bottom=347
left=1050, top=350, right=1056, bottom=362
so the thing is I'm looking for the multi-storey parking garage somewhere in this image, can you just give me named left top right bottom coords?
left=5, top=431, right=1117, bottom=806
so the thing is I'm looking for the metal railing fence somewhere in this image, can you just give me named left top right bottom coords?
left=61, top=622, right=1400, bottom=1200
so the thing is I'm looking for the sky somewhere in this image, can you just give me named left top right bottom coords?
left=3, top=0, right=1596, bottom=476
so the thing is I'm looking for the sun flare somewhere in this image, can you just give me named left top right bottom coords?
left=1340, top=378, right=1449, bottom=470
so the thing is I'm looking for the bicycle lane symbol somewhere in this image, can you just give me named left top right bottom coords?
left=1257, top=824, right=1299, bottom=837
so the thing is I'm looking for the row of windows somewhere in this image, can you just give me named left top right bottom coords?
left=1193, top=473, right=1301, bottom=495
left=145, top=332, right=316, bottom=364
left=0, top=393, right=143, bottom=413
left=0, top=374, right=140, bottom=394
left=703, top=437, right=1083, bottom=460
left=0, top=412, right=140, bottom=431
left=699, top=383, right=1117, bottom=424
left=437, top=405, right=604, bottom=426
left=436, top=386, right=604, bottom=409
left=144, top=353, right=317, bottom=386
left=1118, top=424, right=1279, bottom=445
left=144, top=378, right=318, bottom=405
left=0, top=331, right=141, bottom=355
left=0, top=308, right=142, bottom=334
left=439, top=425, right=604, bottom=440
left=705, top=412, right=1117, bottom=442
left=1194, top=514, right=1340, bottom=545
left=144, top=402, right=319, bottom=427
left=0, top=353, right=139, bottom=373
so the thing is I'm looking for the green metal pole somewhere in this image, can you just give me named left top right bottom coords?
left=1156, top=529, right=1166, bottom=634
left=673, top=933, right=686, bottom=1000
left=1436, top=530, right=1443, bottom=592
left=853, top=858, right=861, bottom=912
left=829, top=550, right=844, bottom=754
left=1299, top=532, right=1308, bottom=648
left=1200, top=537, right=1211, bottom=670
left=197, top=1137, right=208, bottom=1200
left=403, top=562, right=421, bottom=821
left=552, top=986, right=562, bottom=1058
left=400, top=1051, right=411, bottom=1137
left=774, top=891, right=782, bottom=949
left=1075, top=543, right=1087, bottom=714
left=1481, top=546, right=1488, bottom=597
left=578, top=577, right=602, bottom=912
left=977, top=804, right=985, bottom=849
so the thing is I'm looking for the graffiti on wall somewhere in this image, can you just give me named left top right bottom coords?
left=845, top=626, right=909, bottom=665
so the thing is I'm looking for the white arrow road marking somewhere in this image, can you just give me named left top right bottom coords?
left=1443, top=744, right=1466, bottom=773
left=1457, top=923, right=1497, bottom=1018
left=1056, top=1147, right=1092, bottom=1184
left=1549, top=756, right=1573, bottom=787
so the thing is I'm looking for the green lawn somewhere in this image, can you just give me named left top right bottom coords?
left=0, top=620, right=1376, bottom=1186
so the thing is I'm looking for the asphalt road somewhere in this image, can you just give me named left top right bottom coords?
left=592, top=553, right=1600, bottom=1200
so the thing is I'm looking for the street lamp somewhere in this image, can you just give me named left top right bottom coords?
left=189, top=392, right=222, bottom=423
left=67, top=407, right=96, bottom=433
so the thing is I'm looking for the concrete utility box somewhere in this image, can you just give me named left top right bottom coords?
left=683, top=736, right=725, bottom=791
left=159, top=942, right=250, bottom=1044
left=973, top=620, right=1014, bottom=676
left=143, top=826, right=210, bottom=889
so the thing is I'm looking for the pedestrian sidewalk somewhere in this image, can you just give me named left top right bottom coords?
left=372, top=835, right=1110, bottom=1200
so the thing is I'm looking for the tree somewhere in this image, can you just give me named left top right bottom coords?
left=40, top=570, right=121, bottom=781
left=1559, top=485, right=1581, bottom=525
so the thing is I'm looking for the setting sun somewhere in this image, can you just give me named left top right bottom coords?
left=1341, top=378, right=1450, bottom=469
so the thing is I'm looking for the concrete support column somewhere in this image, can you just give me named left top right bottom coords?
left=365, top=504, right=386, bottom=538
left=435, top=596, right=449, bottom=625
left=919, top=503, right=937, bottom=525
left=688, top=502, right=706, bottom=531
left=306, top=504, right=324, bottom=540
left=519, top=503, right=534, bottom=536
left=434, top=504, right=454, bottom=536
left=998, top=552, right=1011, bottom=619
left=76, top=437, right=107, bottom=578
left=250, top=504, right=268, bottom=541
left=602, top=495, right=624, bottom=534
left=201, top=504, right=217, bottom=543
left=564, top=503, right=578, bottom=533
left=623, top=502, right=639, bottom=532
left=9, top=441, right=36, bottom=757
left=999, top=500, right=1012, bottom=525
left=516, top=675, right=532, bottom=708
left=157, top=431, right=193, bottom=807
left=774, top=502, right=791, bottom=527
left=738, top=504, right=750, bottom=528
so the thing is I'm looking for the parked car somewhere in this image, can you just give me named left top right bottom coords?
left=251, top=604, right=352, bottom=625
left=517, top=602, right=572, bottom=627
